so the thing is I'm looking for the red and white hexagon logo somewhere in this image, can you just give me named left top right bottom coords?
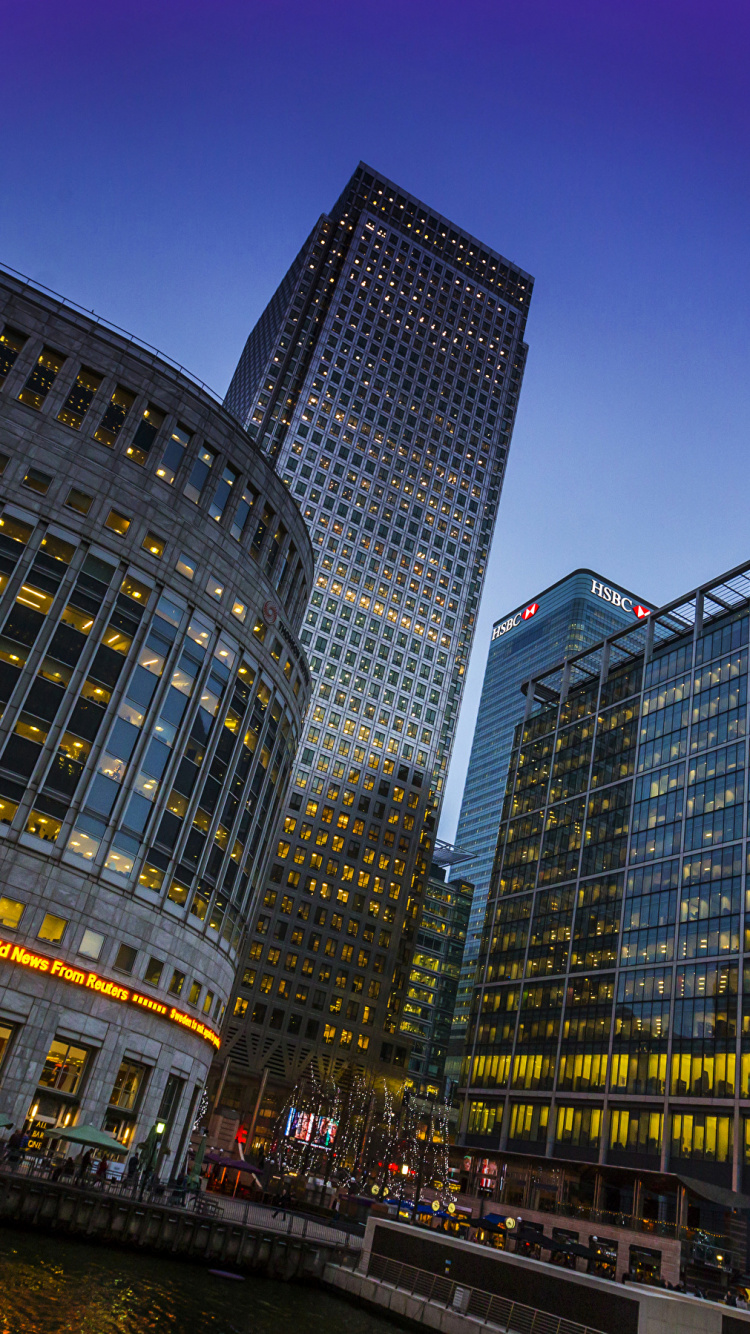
left=522, top=603, right=539, bottom=620
left=633, top=604, right=650, bottom=619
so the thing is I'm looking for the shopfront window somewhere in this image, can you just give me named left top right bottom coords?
left=38, top=1039, right=89, bottom=1095
left=109, top=1059, right=147, bottom=1111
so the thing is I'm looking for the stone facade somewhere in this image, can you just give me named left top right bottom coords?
left=0, top=270, right=311, bottom=1165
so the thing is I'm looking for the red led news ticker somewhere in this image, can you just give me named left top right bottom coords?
left=0, top=938, right=220, bottom=1049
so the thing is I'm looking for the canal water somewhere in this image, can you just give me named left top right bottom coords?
left=0, top=1229, right=396, bottom=1334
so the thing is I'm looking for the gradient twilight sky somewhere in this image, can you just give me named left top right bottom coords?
left=3, top=1, right=749, bottom=837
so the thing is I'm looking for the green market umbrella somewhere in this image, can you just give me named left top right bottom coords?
left=0, top=1114, right=13, bottom=1130
left=53, top=1125, right=126, bottom=1154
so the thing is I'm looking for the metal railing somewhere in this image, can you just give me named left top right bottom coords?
left=0, top=1158, right=360, bottom=1250
left=0, top=262, right=223, bottom=403
left=365, top=1252, right=607, bottom=1334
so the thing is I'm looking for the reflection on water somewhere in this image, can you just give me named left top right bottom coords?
left=0, top=1229, right=395, bottom=1334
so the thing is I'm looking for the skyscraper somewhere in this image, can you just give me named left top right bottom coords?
left=221, top=163, right=533, bottom=1121
left=446, top=571, right=652, bottom=1080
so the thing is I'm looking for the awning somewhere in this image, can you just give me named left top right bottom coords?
left=53, top=1125, right=126, bottom=1153
left=679, top=1175, right=750, bottom=1211
left=0, top=1114, right=13, bottom=1130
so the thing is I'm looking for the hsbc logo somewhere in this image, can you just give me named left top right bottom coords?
left=492, top=602, right=540, bottom=640
left=591, top=580, right=650, bottom=620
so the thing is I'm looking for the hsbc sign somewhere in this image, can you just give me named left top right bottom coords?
left=492, top=602, right=540, bottom=640
left=591, top=579, right=650, bottom=620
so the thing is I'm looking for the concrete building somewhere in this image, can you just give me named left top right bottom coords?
left=221, top=162, right=533, bottom=1121
left=0, top=269, right=311, bottom=1163
left=446, top=571, right=652, bottom=1081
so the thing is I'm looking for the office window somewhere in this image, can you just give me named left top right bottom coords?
left=184, top=445, right=216, bottom=504
left=168, top=968, right=185, bottom=996
left=109, top=1058, right=146, bottom=1110
left=0, top=326, right=27, bottom=381
left=114, top=943, right=137, bottom=974
left=38, top=1038, right=89, bottom=1094
left=156, top=424, right=191, bottom=484
left=230, top=488, right=257, bottom=541
left=144, top=957, right=164, bottom=986
left=94, top=385, right=136, bottom=447
left=37, top=913, right=67, bottom=944
left=22, top=467, right=52, bottom=495
left=105, top=509, right=131, bottom=536
left=126, top=405, right=165, bottom=466
left=57, top=367, right=103, bottom=430
left=142, top=532, right=165, bottom=558
left=176, top=553, right=196, bottom=581
left=18, top=347, right=65, bottom=409
left=78, top=928, right=104, bottom=960
left=210, top=464, right=239, bottom=522
left=65, top=487, right=93, bottom=515
left=0, top=896, right=24, bottom=929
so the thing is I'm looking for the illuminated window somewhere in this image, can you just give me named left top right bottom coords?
left=57, top=367, right=103, bottom=430
left=18, top=346, right=65, bottom=409
left=0, top=896, right=24, bottom=929
left=38, top=1038, right=88, bottom=1094
left=206, top=575, right=224, bottom=602
left=78, top=929, right=104, bottom=961
left=94, top=385, right=136, bottom=447
left=105, top=509, right=131, bottom=536
left=232, top=599, right=247, bottom=623
left=176, top=552, right=196, bottom=581
left=109, top=1058, right=146, bottom=1111
left=126, top=405, right=165, bottom=465
left=168, top=968, right=185, bottom=996
left=142, top=532, right=165, bottom=558
left=144, top=957, right=164, bottom=986
left=156, top=424, right=191, bottom=484
left=22, top=467, right=52, bottom=495
left=0, top=326, right=27, bottom=381
left=37, top=913, right=67, bottom=944
left=184, top=444, right=216, bottom=504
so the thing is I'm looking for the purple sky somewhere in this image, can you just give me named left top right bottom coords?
left=3, top=0, right=749, bottom=837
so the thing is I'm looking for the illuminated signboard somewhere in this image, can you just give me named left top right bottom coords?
left=590, top=579, right=650, bottom=619
left=284, top=1107, right=338, bottom=1148
left=492, top=601, right=540, bottom=641
left=492, top=581, right=650, bottom=643
left=0, top=938, right=220, bottom=1049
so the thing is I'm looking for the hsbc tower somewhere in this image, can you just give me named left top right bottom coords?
left=445, top=569, right=651, bottom=1082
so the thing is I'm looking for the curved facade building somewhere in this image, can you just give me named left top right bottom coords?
left=0, top=270, right=311, bottom=1159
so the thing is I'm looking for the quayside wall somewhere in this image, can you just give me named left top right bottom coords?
left=0, top=1171, right=356, bottom=1281
left=323, top=1216, right=750, bottom=1334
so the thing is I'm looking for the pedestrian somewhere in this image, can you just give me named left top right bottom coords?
left=6, top=1130, right=25, bottom=1170
left=77, top=1149, right=93, bottom=1180
left=95, top=1155, right=109, bottom=1185
left=126, top=1153, right=139, bottom=1189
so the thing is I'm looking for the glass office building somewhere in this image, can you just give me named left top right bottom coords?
left=399, top=856, right=473, bottom=1081
left=222, top=163, right=533, bottom=1113
left=460, top=556, right=750, bottom=1194
left=446, top=571, right=651, bottom=1080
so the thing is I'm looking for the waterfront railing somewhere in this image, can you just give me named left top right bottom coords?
left=0, top=1158, right=361, bottom=1250
left=363, top=1251, right=607, bottom=1334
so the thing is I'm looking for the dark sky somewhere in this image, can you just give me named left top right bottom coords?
left=3, top=1, right=749, bottom=837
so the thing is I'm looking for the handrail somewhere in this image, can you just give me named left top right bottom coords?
left=366, top=1252, right=607, bottom=1334
left=0, top=1158, right=360, bottom=1250
left=0, top=261, right=223, bottom=404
